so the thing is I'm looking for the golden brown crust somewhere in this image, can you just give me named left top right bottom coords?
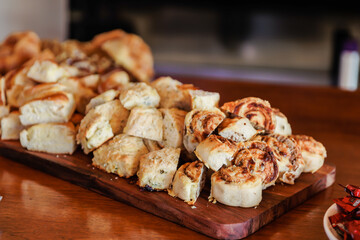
left=216, top=165, right=256, bottom=184
left=291, top=135, right=327, bottom=157
left=97, top=68, right=130, bottom=93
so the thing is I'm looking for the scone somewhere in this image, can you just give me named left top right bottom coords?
left=273, top=108, right=292, bottom=136
left=20, top=122, right=76, bottom=154
left=143, top=139, right=163, bottom=152
left=27, top=60, right=68, bottom=83
left=160, top=108, right=187, bottom=148
left=183, top=108, right=225, bottom=153
left=221, top=97, right=276, bottom=133
left=188, top=89, right=220, bottom=110
left=77, top=100, right=129, bottom=154
left=195, top=134, right=239, bottom=171
left=168, top=161, right=206, bottom=205
left=234, top=141, right=279, bottom=189
left=151, top=76, right=194, bottom=110
left=119, top=82, right=160, bottom=110
left=210, top=165, right=262, bottom=208
left=93, top=134, right=149, bottom=178
left=97, top=69, right=130, bottom=93
left=124, top=107, right=163, bottom=142
left=292, top=135, right=327, bottom=173
left=218, top=117, right=258, bottom=142
left=1, top=111, right=24, bottom=140
left=137, top=147, right=180, bottom=191
left=85, top=89, right=120, bottom=114
left=19, top=91, right=76, bottom=126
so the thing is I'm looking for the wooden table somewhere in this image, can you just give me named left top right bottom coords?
left=1, top=76, right=359, bottom=239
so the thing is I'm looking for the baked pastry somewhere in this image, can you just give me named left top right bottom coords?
left=85, top=89, right=120, bottom=114
left=143, top=139, right=163, bottom=152
left=218, top=117, right=258, bottom=142
left=255, top=134, right=305, bottom=184
left=188, top=89, right=220, bottom=110
left=93, top=29, right=154, bottom=83
left=0, top=31, right=41, bottom=74
left=77, top=100, right=129, bottom=154
left=76, top=74, right=100, bottom=91
left=20, top=122, right=76, bottom=154
left=124, top=107, right=163, bottom=142
left=137, top=147, right=180, bottom=191
left=151, top=76, right=195, bottom=110
left=160, top=108, right=187, bottom=149
left=20, top=82, right=68, bottom=105
left=183, top=108, right=225, bottom=153
left=0, top=105, right=9, bottom=119
left=0, top=77, right=6, bottom=106
left=221, top=97, right=276, bottom=133
left=234, top=141, right=279, bottom=189
left=19, top=91, right=76, bottom=126
left=210, top=165, right=262, bottom=207
left=93, top=134, right=149, bottom=178
left=1, top=111, right=24, bottom=140
left=195, top=135, right=239, bottom=171
left=27, top=60, right=67, bottom=83
left=119, top=82, right=160, bottom=110
left=292, top=135, right=327, bottom=173
left=168, top=161, right=206, bottom=205
left=273, top=108, right=292, bottom=136
left=97, top=68, right=130, bottom=93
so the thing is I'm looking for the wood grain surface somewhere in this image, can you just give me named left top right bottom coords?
left=1, top=77, right=360, bottom=239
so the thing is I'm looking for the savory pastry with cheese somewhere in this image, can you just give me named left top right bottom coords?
left=97, top=68, right=130, bottom=93
left=20, top=122, right=76, bottom=154
left=210, top=165, right=262, bottom=207
left=255, top=134, right=304, bottom=184
left=77, top=100, right=129, bottom=154
left=151, top=76, right=194, bottom=110
left=119, top=82, right=160, bottom=110
left=195, top=135, right=239, bottom=171
left=292, top=135, right=327, bottom=173
left=218, top=117, right=258, bottom=142
left=85, top=89, right=120, bottom=114
left=124, top=107, right=163, bottom=142
left=183, top=108, right=225, bottom=153
left=160, top=108, right=187, bottom=149
left=137, top=147, right=180, bottom=191
left=1, top=111, right=24, bottom=140
left=27, top=60, right=67, bottom=83
left=234, top=141, right=279, bottom=189
left=143, top=139, right=163, bottom=152
left=188, top=89, right=220, bottom=110
left=221, top=97, right=276, bottom=133
left=93, top=134, right=149, bottom=178
left=273, top=108, right=292, bottom=136
left=168, top=161, right=206, bottom=205
left=19, top=91, right=76, bottom=126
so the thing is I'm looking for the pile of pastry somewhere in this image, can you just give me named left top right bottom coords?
left=0, top=30, right=327, bottom=208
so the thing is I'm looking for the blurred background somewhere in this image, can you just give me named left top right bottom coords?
left=1, top=0, right=360, bottom=87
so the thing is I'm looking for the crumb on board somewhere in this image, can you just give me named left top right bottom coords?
left=0, top=196, right=3, bottom=202
left=191, top=206, right=196, bottom=209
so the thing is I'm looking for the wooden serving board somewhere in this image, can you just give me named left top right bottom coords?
left=0, top=140, right=336, bottom=239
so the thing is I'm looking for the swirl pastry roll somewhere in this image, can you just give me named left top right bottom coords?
left=183, top=108, right=225, bottom=153
left=210, top=165, right=262, bottom=207
left=168, top=161, right=206, bottom=205
left=292, top=135, right=327, bottom=173
left=255, top=134, right=304, bottom=184
left=221, top=97, right=275, bottom=133
left=195, top=135, right=239, bottom=171
left=273, top=108, right=292, bottom=136
left=218, top=117, right=258, bottom=142
left=234, top=141, right=279, bottom=189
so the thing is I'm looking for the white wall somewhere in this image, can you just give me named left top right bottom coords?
left=0, top=0, right=68, bottom=41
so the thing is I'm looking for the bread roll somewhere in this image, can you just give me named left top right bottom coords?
left=218, top=117, right=258, bottom=142
left=137, top=147, right=180, bottom=191
left=20, top=122, right=76, bottom=154
left=195, top=135, right=239, bottom=171
left=221, top=97, right=276, bottom=133
left=292, top=135, right=326, bottom=173
left=210, top=165, right=262, bottom=207
left=124, top=107, right=163, bottom=142
left=183, top=108, right=225, bottom=153
left=160, top=108, right=187, bottom=149
left=273, top=108, right=292, bottom=136
left=27, top=60, right=67, bottom=83
left=188, top=89, right=220, bottom=110
left=1, top=111, right=24, bottom=140
left=93, top=134, right=149, bottom=178
left=168, top=161, right=206, bottom=205
left=119, top=82, right=160, bottom=110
